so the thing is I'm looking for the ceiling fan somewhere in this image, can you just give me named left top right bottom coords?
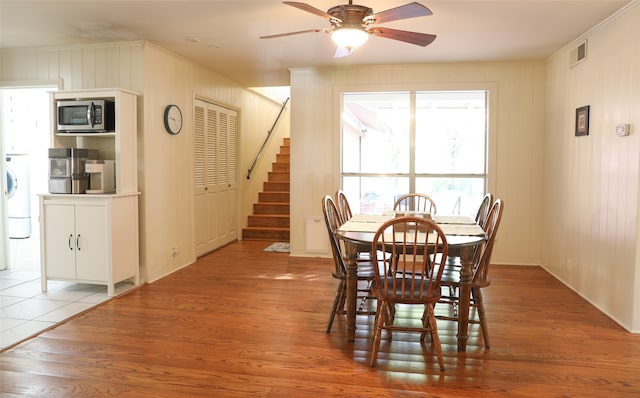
left=260, top=1, right=436, bottom=57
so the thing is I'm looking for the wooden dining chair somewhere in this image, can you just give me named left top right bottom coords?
left=437, top=198, right=504, bottom=348
left=369, top=216, right=448, bottom=370
left=393, top=193, right=437, bottom=215
left=322, top=195, right=376, bottom=333
left=335, top=189, right=378, bottom=262
left=334, top=189, right=353, bottom=224
left=444, top=192, right=493, bottom=269
left=475, top=193, right=493, bottom=228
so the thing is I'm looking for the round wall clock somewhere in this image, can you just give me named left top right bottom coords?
left=163, top=104, right=183, bottom=135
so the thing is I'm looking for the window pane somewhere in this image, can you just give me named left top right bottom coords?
left=341, top=90, right=488, bottom=217
left=342, top=176, right=409, bottom=214
left=416, top=177, right=486, bottom=216
left=415, top=91, right=487, bottom=174
left=342, top=92, right=410, bottom=173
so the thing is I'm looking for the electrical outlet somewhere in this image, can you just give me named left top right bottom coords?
left=171, top=246, right=178, bottom=257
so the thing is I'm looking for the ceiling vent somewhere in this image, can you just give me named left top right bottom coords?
left=570, top=40, right=588, bottom=68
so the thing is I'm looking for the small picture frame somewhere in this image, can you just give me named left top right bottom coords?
left=575, top=105, right=590, bottom=136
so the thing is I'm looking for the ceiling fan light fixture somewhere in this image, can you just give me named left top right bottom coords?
left=331, top=26, right=369, bottom=49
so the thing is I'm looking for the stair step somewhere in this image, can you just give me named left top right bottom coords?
left=268, top=171, right=290, bottom=182
left=272, top=162, right=290, bottom=172
left=254, top=202, right=290, bottom=214
left=259, top=191, right=290, bottom=203
left=247, top=214, right=290, bottom=228
left=243, top=136, right=290, bottom=242
left=242, top=227, right=290, bottom=241
left=264, top=181, right=289, bottom=191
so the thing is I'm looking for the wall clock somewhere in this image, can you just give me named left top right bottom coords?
left=164, top=104, right=183, bottom=135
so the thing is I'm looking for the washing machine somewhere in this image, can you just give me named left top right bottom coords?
left=5, top=154, right=31, bottom=238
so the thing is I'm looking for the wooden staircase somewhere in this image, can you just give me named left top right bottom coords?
left=242, top=138, right=290, bottom=241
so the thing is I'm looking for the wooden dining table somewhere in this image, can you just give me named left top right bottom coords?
left=335, top=213, right=486, bottom=352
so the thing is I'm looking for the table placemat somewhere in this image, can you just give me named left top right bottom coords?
left=433, top=215, right=476, bottom=225
left=349, top=214, right=394, bottom=223
left=439, top=223, right=485, bottom=236
left=338, top=220, right=385, bottom=233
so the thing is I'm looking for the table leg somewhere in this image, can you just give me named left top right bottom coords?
left=343, top=242, right=358, bottom=343
left=457, top=245, right=474, bottom=352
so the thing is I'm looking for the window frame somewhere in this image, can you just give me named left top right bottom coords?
left=335, top=82, right=498, bottom=215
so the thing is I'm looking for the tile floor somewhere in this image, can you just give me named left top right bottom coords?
left=0, top=268, right=134, bottom=350
left=1, top=237, right=134, bottom=350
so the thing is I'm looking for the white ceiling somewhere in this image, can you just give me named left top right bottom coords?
left=0, top=0, right=633, bottom=87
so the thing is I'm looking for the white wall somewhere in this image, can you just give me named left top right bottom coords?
left=544, top=3, right=640, bottom=332
left=0, top=41, right=287, bottom=284
left=289, top=62, right=547, bottom=268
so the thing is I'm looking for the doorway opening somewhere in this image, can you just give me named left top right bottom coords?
left=1, top=85, right=55, bottom=271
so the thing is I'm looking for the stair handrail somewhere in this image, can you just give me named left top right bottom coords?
left=247, top=97, right=290, bottom=180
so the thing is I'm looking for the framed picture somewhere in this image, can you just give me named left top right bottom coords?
left=575, top=105, right=590, bottom=136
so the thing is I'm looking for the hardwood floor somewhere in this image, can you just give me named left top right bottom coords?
left=1, top=240, right=639, bottom=397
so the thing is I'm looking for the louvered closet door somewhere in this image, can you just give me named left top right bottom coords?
left=217, top=109, right=238, bottom=243
left=194, top=99, right=238, bottom=256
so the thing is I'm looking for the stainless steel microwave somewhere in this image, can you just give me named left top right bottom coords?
left=57, top=99, right=115, bottom=132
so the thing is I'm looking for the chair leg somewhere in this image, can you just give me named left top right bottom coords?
left=358, top=280, right=374, bottom=313
left=421, top=304, right=430, bottom=341
left=369, top=299, right=386, bottom=367
left=326, top=280, right=345, bottom=333
left=388, top=302, right=396, bottom=321
left=425, top=304, right=445, bottom=371
left=337, top=281, right=347, bottom=313
left=384, top=302, right=395, bottom=341
left=473, top=287, right=490, bottom=348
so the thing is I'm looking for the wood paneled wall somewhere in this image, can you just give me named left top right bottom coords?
left=0, top=42, right=145, bottom=92
left=544, top=3, right=640, bottom=332
left=289, top=62, right=546, bottom=268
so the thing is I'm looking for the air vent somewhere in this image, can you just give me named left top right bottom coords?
left=570, top=40, right=588, bottom=68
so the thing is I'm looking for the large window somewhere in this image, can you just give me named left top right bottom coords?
left=341, top=91, right=488, bottom=216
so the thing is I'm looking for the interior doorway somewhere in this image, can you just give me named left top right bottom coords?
left=1, top=85, right=54, bottom=271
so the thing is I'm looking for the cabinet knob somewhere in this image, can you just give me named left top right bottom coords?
left=68, top=234, right=74, bottom=250
left=76, top=235, right=81, bottom=251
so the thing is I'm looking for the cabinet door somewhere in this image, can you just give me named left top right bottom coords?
left=194, top=101, right=218, bottom=255
left=217, top=109, right=238, bottom=245
left=43, top=204, right=76, bottom=279
left=74, top=204, right=108, bottom=281
left=194, top=100, right=240, bottom=255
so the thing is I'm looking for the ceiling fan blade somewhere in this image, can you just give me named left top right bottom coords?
left=283, top=1, right=336, bottom=21
left=369, top=2, right=432, bottom=24
left=260, top=28, right=327, bottom=39
left=370, top=27, right=436, bottom=46
left=334, top=46, right=352, bottom=58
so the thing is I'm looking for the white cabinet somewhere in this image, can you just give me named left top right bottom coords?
left=40, top=88, right=140, bottom=296
left=40, top=194, right=139, bottom=296
left=42, top=202, right=106, bottom=281
left=50, top=88, right=138, bottom=194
